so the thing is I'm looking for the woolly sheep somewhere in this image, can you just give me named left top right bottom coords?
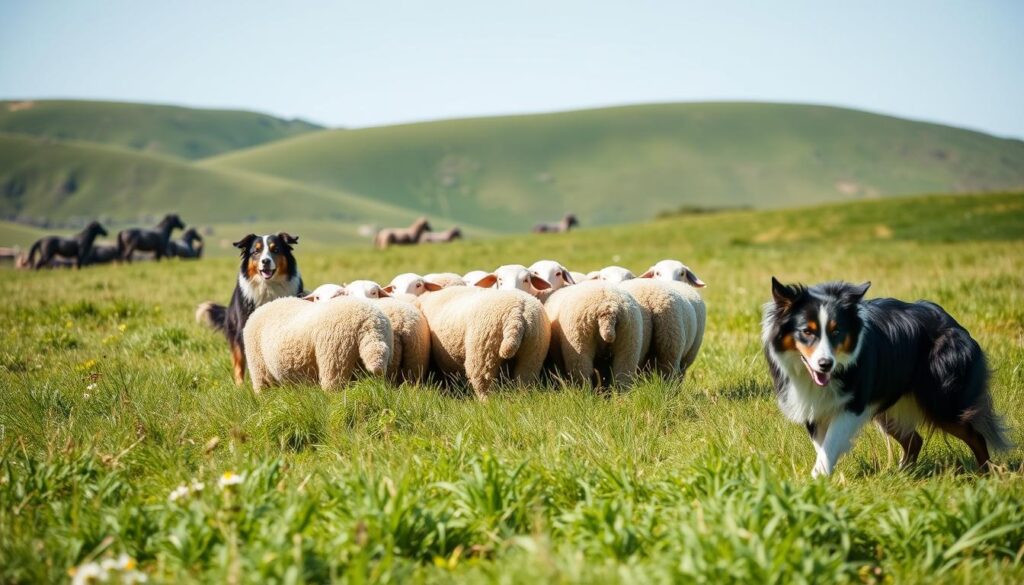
left=243, top=297, right=393, bottom=392
left=569, top=271, right=588, bottom=284
left=586, top=266, right=635, bottom=283
left=423, top=272, right=467, bottom=289
left=415, top=286, right=550, bottom=399
left=542, top=281, right=644, bottom=388
left=639, top=259, right=707, bottom=373
left=528, top=260, right=577, bottom=291
left=617, top=279, right=697, bottom=378
left=386, top=273, right=443, bottom=296
left=474, top=264, right=552, bottom=297
left=462, top=270, right=489, bottom=286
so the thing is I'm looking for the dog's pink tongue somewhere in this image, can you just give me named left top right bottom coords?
left=811, top=370, right=831, bottom=387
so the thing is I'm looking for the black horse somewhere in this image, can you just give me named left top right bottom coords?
left=88, top=244, right=121, bottom=265
left=27, top=221, right=108, bottom=269
left=166, top=227, right=204, bottom=259
left=117, top=213, right=185, bottom=261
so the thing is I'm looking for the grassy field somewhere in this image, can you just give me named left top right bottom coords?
left=206, top=103, right=1024, bottom=231
left=0, top=100, right=321, bottom=160
left=1, top=193, right=1022, bottom=583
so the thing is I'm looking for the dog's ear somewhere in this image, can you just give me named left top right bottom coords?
left=847, top=281, right=871, bottom=303
left=277, top=232, right=299, bottom=246
left=771, top=277, right=801, bottom=307
left=233, top=234, right=258, bottom=253
left=684, top=268, right=707, bottom=288
left=475, top=274, right=498, bottom=288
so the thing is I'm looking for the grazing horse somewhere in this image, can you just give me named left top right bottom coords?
left=27, top=221, right=108, bottom=269
left=167, top=228, right=204, bottom=259
left=532, top=213, right=579, bottom=234
left=418, top=226, right=463, bottom=243
left=117, top=213, right=185, bottom=261
left=88, top=244, right=120, bottom=265
left=375, top=217, right=432, bottom=249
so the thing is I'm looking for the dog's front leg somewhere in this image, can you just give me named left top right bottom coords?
left=812, top=410, right=870, bottom=478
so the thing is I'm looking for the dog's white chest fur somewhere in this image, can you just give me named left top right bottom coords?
left=238, top=272, right=301, bottom=307
left=775, top=355, right=852, bottom=424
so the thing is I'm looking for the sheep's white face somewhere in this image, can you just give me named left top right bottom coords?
left=641, top=259, right=706, bottom=288
left=304, top=283, right=346, bottom=302
left=528, top=260, right=575, bottom=291
left=388, top=273, right=442, bottom=296
left=462, top=270, right=488, bottom=286
left=589, top=266, right=636, bottom=283
left=345, top=280, right=389, bottom=299
left=476, top=264, right=551, bottom=297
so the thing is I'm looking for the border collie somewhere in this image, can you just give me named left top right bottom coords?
left=196, top=233, right=303, bottom=384
left=762, top=277, right=1011, bottom=477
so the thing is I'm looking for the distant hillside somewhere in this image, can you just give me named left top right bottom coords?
left=0, top=132, right=424, bottom=233
left=0, top=100, right=321, bottom=160
left=206, top=103, right=1024, bottom=231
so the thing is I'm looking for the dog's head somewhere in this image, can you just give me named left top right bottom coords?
left=764, top=277, right=870, bottom=387
left=234, top=233, right=299, bottom=282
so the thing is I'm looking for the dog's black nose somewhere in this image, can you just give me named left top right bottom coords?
left=817, top=357, right=834, bottom=372
left=260, top=258, right=271, bottom=266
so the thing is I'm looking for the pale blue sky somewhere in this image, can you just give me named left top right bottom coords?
left=1, top=0, right=1022, bottom=137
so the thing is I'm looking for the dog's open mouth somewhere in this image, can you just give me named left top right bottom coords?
left=260, top=267, right=276, bottom=280
left=801, top=356, right=831, bottom=387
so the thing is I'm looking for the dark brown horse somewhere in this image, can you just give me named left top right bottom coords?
left=532, top=213, right=579, bottom=234
left=117, top=214, right=185, bottom=261
left=166, top=227, right=204, bottom=259
left=27, top=221, right=108, bottom=269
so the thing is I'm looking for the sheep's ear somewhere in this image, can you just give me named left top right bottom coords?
left=377, top=288, right=391, bottom=298
left=302, top=293, right=317, bottom=302
left=530, top=275, right=551, bottom=290
left=586, top=271, right=601, bottom=281
left=232, top=234, right=257, bottom=251
left=639, top=268, right=655, bottom=279
left=332, top=288, right=348, bottom=298
left=424, top=281, right=443, bottom=292
left=685, top=269, right=706, bottom=288
left=475, top=274, right=498, bottom=288
left=382, top=285, right=395, bottom=294
left=561, top=267, right=576, bottom=285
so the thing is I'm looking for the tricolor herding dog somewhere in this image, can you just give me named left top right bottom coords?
left=762, top=277, right=1011, bottom=477
left=196, top=233, right=303, bottom=384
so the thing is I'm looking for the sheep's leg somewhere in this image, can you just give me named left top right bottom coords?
left=561, top=338, right=596, bottom=387
left=465, top=332, right=501, bottom=399
left=318, top=349, right=356, bottom=390
left=651, top=317, right=683, bottom=379
left=388, top=340, right=404, bottom=384
left=246, top=351, right=270, bottom=394
left=679, top=303, right=705, bottom=377
left=611, top=331, right=642, bottom=389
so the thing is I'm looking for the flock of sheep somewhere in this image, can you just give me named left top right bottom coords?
left=244, top=259, right=705, bottom=398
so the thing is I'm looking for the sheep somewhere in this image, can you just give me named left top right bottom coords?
left=309, top=280, right=431, bottom=384
left=385, top=273, right=444, bottom=296
left=418, top=226, right=463, bottom=243
left=541, top=281, right=644, bottom=388
left=375, top=217, right=431, bottom=249
left=473, top=264, right=552, bottom=297
left=422, top=272, right=467, bottom=289
left=532, top=213, right=579, bottom=234
left=638, top=259, right=707, bottom=373
left=527, top=260, right=577, bottom=291
left=462, top=270, right=489, bottom=286
left=569, top=271, right=589, bottom=284
left=415, top=286, right=550, bottom=399
left=586, top=266, right=635, bottom=283
left=243, top=297, right=393, bottom=392
left=617, top=279, right=697, bottom=378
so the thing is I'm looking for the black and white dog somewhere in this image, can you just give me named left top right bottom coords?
left=762, top=277, right=1011, bottom=476
left=196, top=233, right=303, bottom=384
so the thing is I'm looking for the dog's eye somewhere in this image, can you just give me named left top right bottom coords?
left=801, top=328, right=814, bottom=336
left=269, top=244, right=277, bottom=252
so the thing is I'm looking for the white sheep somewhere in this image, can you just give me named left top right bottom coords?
left=542, top=281, right=644, bottom=388
left=474, top=264, right=552, bottom=297
left=617, top=279, right=697, bottom=378
left=243, top=297, right=393, bottom=392
left=586, top=266, right=636, bottom=283
left=462, top=270, right=489, bottom=286
left=307, top=280, right=431, bottom=384
left=385, top=273, right=443, bottom=296
left=415, top=286, right=550, bottom=399
left=639, top=259, right=707, bottom=373
left=569, top=271, right=589, bottom=284
left=527, top=260, right=577, bottom=291
left=422, top=272, right=467, bottom=289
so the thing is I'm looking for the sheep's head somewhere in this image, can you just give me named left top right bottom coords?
left=587, top=266, right=635, bottom=284
left=640, top=259, right=706, bottom=288
left=303, top=283, right=346, bottom=302
left=475, top=264, right=551, bottom=297
left=528, top=260, right=576, bottom=291
left=345, top=280, right=390, bottom=299
left=462, top=270, right=489, bottom=286
left=386, top=272, right=443, bottom=296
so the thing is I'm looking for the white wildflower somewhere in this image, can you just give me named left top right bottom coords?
left=168, top=485, right=190, bottom=503
left=69, top=561, right=108, bottom=585
left=189, top=480, right=205, bottom=493
left=219, top=471, right=244, bottom=488
left=86, top=383, right=97, bottom=391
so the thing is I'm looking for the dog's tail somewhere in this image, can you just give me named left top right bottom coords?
left=970, top=399, right=1014, bottom=453
left=195, top=301, right=227, bottom=333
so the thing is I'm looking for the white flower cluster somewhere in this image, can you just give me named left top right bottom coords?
left=167, top=480, right=205, bottom=503
left=218, top=471, right=244, bottom=489
left=69, top=553, right=147, bottom=584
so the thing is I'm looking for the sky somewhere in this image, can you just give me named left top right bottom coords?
left=1, top=0, right=1022, bottom=138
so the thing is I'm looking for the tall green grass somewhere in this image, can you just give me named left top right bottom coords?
left=1, top=193, right=1022, bottom=583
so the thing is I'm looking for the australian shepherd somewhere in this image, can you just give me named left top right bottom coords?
left=762, top=277, right=1011, bottom=477
left=196, top=233, right=303, bottom=384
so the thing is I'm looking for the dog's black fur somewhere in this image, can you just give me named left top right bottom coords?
left=763, top=278, right=1011, bottom=474
left=27, top=221, right=108, bottom=269
left=117, top=213, right=185, bottom=261
left=196, top=233, right=302, bottom=384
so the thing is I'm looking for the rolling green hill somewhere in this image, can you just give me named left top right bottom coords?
left=0, top=100, right=321, bottom=160
left=0, top=132, right=436, bottom=244
left=206, top=102, right=1024, bottom=231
